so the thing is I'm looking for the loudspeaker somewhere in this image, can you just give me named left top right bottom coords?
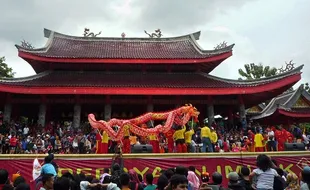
left=284, top=143, right=305, bottom=151
left=131, top=144, right=153, bottom=153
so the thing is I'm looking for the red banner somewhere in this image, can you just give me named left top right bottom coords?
left=0, top=153, right=309, bottom=187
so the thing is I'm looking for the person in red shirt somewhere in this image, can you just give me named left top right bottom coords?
left=9, top=133, right=18, bottom=154
left=148, top=133, right=160, bottom=153
left=243, top=137, right=251, bottom=152
left=165, top=128, right=175, bottom=153
left=247, top=130, right=255, bottom=152
left=275, top=126, right=285, bottom=151
left=284, top=129, right=294, bottom=143
left=122, top=127, right=131, bottom=154
left=96, top=130, right=109, bottom=154
left=222, top=138, right=229, bottom=152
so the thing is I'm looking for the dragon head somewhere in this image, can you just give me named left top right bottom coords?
left=179, top=104, right=200, bottom=120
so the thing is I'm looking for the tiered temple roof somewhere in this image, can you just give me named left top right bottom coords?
left=0, top=28, right=304, bottom=107
left=16, top=29, right=234, bottom=73
left=251, top=85, right=310, bottom=124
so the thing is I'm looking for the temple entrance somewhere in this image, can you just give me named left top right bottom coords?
left=111, top=104, right=145, bottom=119
left=49, top=104, right=73, bottom=123
left=153, top=104, right=177, bottom=112
left=11, top=104, right=39, bottom=124
left=81, top=104, right=105, bottom=122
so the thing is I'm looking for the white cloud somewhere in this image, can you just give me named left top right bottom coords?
left=0, top=0, right=309, bottom=86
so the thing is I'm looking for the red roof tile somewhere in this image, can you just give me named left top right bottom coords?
left=16, top=29, right=234, bottom=60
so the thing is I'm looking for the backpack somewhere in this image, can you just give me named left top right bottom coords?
left=273, top=176, right=285, bottom=190
left=111, top=171, right=122, bottom=188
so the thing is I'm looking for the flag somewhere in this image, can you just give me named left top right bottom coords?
left=32, top=158, right=42, bottom=180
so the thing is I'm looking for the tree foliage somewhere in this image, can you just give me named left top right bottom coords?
left=238, top=63, right=278, bottom=80
left=0, top=57, right=15, bottom=78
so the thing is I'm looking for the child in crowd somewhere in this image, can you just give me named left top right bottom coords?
left=250, top=154, right=278, bottom=190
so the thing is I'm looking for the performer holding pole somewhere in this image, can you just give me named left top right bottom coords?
left=173, top=125, right=187, bottom=153
left=149, top=133, right=160, bottom=153
left=165, top=126, right=175, bottom=153
left=96, top=129, right=109, bottom=154
left=122, top=126, right=131, bottom=154
left=184, top=125, right=195, bottom=153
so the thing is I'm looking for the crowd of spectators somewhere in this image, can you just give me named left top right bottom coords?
left=0, top=119, right=309, bottom=155
left=0, top=153, right=310, bottom=190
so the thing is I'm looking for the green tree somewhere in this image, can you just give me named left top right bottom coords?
left=238, top=63, right=277, bottom=80
left=0, top=57, right=15, bottom=78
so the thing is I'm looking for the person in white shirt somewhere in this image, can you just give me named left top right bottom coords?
left=303, top=134, right=309, bottom=150
left=23, top=126, right=29, bottom=136
left=250, top=154, right=278, bottom=190
left=80, top=176, right=106, bottom=190
left=100, top=168, right=111, bottom=183
left=266, top=128, right=276, bottom=151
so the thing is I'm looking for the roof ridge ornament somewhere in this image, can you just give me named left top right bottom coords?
left=278, top=60, right=295, bottom=73
left=121, top=32, right=126, bottom=38
left=144, top=29, right=163, bottom=38
left=214, top=41, right=227, bottom=50
left=83, top=28, right=101, bottom=37
left=20, top=39, right=34, bottom=49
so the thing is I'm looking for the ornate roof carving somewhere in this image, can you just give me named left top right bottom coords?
left=83, top=28, right=101, bottom=37
left=15, top=28, right=234, bottom=60
left=246, top=104, right=265, bottom=114
left=292, top=97, right=310, bottom=108
left=278, top=60, right=295, bottom=73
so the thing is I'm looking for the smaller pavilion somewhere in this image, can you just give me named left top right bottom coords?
left=251, top=85, right=310, bottom=125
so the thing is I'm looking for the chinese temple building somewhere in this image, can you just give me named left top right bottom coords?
left=251, top=85, right=310, bottom=125
left=0, top=28, right=304, bottom=128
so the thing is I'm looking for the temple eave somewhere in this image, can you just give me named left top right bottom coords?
left=0, top=82, right=299, bottom=96
left=0, top=67, right=302, bottom=96
left=18, top=51, right=232, bottom=64
left=278, top=109, right=310, bottom=118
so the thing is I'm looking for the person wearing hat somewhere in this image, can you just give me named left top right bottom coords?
left=201, top=172, right=210, bottom=184
left=40, top=154, right=58, bottom=178
left=227, top=172, right=245, bottom=190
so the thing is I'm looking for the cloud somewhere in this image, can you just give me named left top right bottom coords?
left=130, top=0, right=254, bottom=29
left=0, top=0, right=309, bottom=87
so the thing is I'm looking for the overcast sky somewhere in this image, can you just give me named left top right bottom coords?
left=0, top=0, right=309, bottom=86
